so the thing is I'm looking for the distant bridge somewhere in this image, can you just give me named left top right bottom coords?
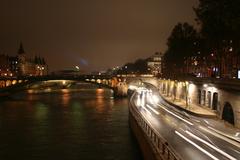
left=0, top=75, right=114, bottom=88
left=0, top=75, right=157, bottom=97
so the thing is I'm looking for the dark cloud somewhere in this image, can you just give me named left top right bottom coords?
left=0, top=0, right=198, bottom=72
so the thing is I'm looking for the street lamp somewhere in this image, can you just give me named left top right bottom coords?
left=173, top=81, right=178, bottom=101
left=185, top=81, right=189, bottom=108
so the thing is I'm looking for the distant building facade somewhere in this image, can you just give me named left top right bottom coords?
left=0, top=43, right=48, bottom=77
left=147, top=52, right=162, bottom=76
left=182, top=50, right=240, bottom=79
left=0, top=54, right=11, bottom=76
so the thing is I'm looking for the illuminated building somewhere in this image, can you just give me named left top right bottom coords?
left=0, top=54, right=11, bottom=76
left=16, top=43, right=48, bottom=76
left=147, top=52, right=162, bottom=76
left=0, top=43, right=48, bottom=77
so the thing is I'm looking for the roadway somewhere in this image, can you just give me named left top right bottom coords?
left=130, top=84, right=240, bottom=160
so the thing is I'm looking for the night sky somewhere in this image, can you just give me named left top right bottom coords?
left=0, top=0, right=198, bottom=72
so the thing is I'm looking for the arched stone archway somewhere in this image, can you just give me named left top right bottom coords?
left=222, top=102, right=234, bottom=125
left=201, top=90, right=206, bottom=106
left=198, top=89, right=201, bottom=105
left=212, top=92, right=218, bottom=110
left=207, top=91, right=211, bottom=107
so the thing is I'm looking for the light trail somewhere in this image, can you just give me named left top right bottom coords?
left=175, top=131, right=219, bottom=160
left=141, top=105, right=152, bottom=115
left=157, top=104, right=194, bottom=126
left=146, top=104, right=160, bottom=115
left=204, top=120, right=210, bottom=125
left=208, top=126, right=240, bottom=143
left=136, top=95, right=141, bottom=106
left=231, top=149, right=240, bottom=154
left=186, top=130, right=237, bottom=160
left=199, top=126, right=240, bottom=148
left=141, top=92, right=146, bottom=107
left=134, top=89, right=240, bottom=160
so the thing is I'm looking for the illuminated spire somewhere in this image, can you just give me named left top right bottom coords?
left=18, top=42, right=25, bottom=55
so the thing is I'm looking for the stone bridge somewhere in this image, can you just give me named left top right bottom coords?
left=0, top=75, right=158, bottom=97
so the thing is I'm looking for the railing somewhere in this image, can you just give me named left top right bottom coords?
left=129, top=100, right=181, bottom=160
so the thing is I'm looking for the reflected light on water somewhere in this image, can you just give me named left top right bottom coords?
left=96, top=88, right=104, bottom=94
left=28, top=89, right=34, bottom=94
left=61, top=89, right=70, bottom=93
left=44, top=88, right=52, bottom=92
left=96, top=88, right=104, bottom=99
left=35, top=103, right=48, bottom=120
left=61, top=89, right=70, bottom=106
left=0, top=85, right=143, bottom=160
left=96, top=89, right=105, bottom=112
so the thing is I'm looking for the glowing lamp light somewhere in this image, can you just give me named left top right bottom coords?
left=152, top=95, right=159, bottom=104
left=188, top=84, right=195, bottom=95
left=96, top=88, right=104, bottom=94
left=128, top=85, right=137, bottom=90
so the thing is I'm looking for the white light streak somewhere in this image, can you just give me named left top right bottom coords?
left=152, top=95, right=159, bottom=104
left=136, top=95, right=141, bottom=106
left=204, top=120, right=210, bottom=124
left=175, top=131, right=219, bottom=160
left=141, top=92, right=145, bottom=106
left=129, top=85, right=137, bottom=90
left=208, top=126, right=240, bottom=143
left=199, top=126, right=240, bottom=148
left=157, top=104, right=193, bottom=126
left=146, top=104, right=159, bottom=115
left=186, top=131, right=237, bottom=160
left=141, top=105, right=152, bottom=115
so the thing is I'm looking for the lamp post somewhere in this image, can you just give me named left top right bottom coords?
left=166, top=80, right=169, bottom=97
left=185, top=81, right=189, bottom=108
left=173, top=80, right=177, bottom=101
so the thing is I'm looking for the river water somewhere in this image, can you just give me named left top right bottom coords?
left=0, top=83, right=142, bottom=160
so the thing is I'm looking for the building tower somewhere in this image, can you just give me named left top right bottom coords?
left=147, top=52, right=162, bottom=77
left=17, top=42, right=26, bottom=76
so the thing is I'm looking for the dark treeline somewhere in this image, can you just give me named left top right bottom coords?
left=163, top=0, right=240, bottom=78
left=116, top=58, right=149, bottom=75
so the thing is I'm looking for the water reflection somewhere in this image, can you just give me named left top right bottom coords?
left=61, top=89, right=70, bottom=106
left=96, top=88, right=105, bottom=98
left=35, top=103, right=48, bottom=120
left=0, top=83, right=142, bottom=160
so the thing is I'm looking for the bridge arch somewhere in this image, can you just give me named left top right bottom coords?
left=6, top=80, right=12, bottom=87
left=0, top=80, right=6, bottom=88
left=197, top=89, right=201, bottom=105
left=207, top=91, right=211, bottom=108
left=96, top=79, right=101, bottom=84
left=212, top=92, right=218, bottom=110
left=222, top=102, right=234, bottom=125
left=202, top=90, right=206, bottom=106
